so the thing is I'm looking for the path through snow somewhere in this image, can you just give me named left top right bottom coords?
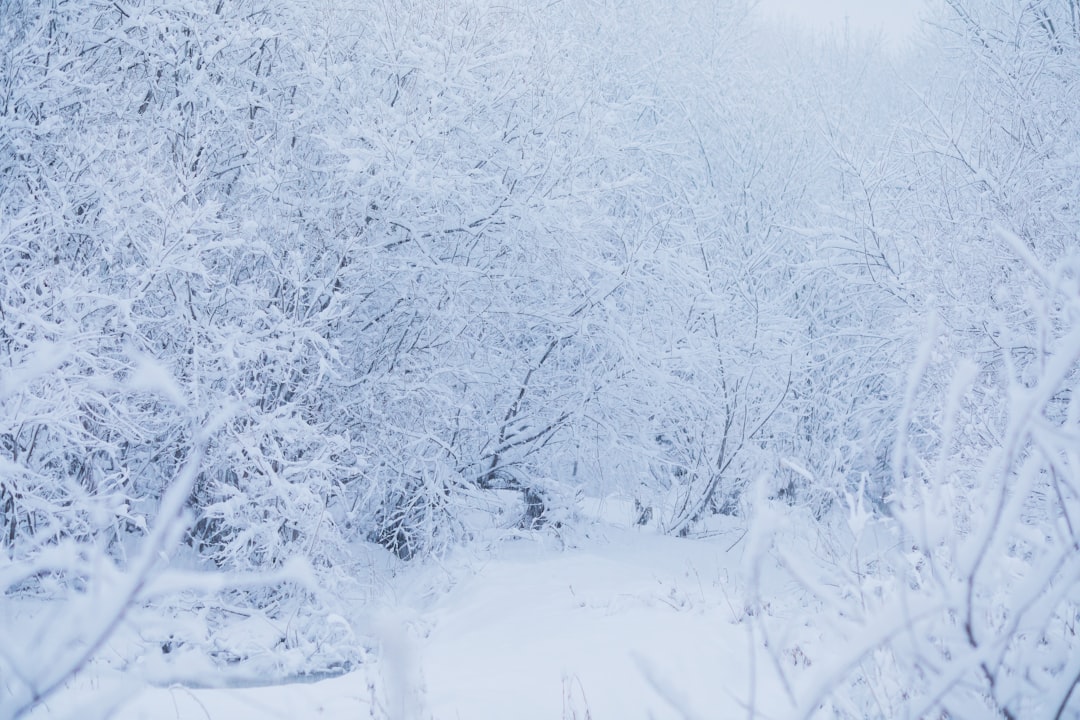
left=73, top=524, right=800, bottom=719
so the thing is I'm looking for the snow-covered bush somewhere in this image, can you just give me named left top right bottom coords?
left=765, top=230, right=1080, bottom=719
left=751, top=1, right=1080, bottom=713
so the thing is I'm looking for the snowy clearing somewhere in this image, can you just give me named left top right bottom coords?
left=31, top=517, right=812, bottom=720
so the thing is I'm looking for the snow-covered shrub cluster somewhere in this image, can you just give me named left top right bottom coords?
left=1, top=0, right=807, bottom=583
left=747, top=2, right=1080, bottom=716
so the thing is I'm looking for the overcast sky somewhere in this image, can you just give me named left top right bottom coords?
left=756, top=0, right=928, bottom=47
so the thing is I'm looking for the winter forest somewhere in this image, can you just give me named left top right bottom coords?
left=2, top=0, right=1080, bottom=717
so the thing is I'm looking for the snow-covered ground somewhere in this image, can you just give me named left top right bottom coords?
left=414, top=528, right=772, bottom=720
left=26, top=506, right=831, bottom=720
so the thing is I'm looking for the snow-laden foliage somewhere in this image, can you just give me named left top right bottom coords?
left=756, top=237, right=1080, bottom=719
left=748, top=2, right=1080, bottom=717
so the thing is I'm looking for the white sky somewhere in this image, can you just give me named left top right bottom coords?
left=756, top=0, right=928, bottom=47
